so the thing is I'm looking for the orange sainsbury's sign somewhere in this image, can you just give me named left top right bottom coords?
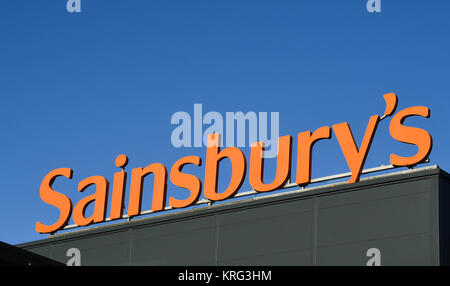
left=36, top=93, right=433, bottom=234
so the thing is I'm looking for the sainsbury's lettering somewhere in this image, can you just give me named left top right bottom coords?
left=35, top=93, right=432, bottom=234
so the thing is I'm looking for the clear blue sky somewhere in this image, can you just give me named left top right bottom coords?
left=0, top=0, right=449, bottom=245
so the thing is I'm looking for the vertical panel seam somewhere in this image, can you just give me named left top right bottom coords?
left=214, top=214, right=220, bottom=266
left=313, top=197, right=318, bottom=266
left=128, top=228, right=133, bottom=266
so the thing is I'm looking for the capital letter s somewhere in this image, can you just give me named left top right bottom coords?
left=35, top=168, right=73, bottom=234
left=389, top=106, right=432, bottom=167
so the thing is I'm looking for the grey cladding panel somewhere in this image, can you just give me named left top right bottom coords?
left=318, top=177, right=433, bottom=208
left=218, top=249, right=312, bottom=266
left=318, top=179, right=431, bottom=246
left=130, top=215, right=216, bottom=266
left=52, top=230, right=130, bottom=266
left=317, top=191, right=432, bottom=246
left=317, top=233, right=433, bottom=266
left=217, top=199, right=313, bottom=265
left=316, top=177, right=436, bottom=265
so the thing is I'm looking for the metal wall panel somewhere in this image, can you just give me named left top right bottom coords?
left=216, top=199, right=314, bottom=265
left=52, top=231, right=131, bottom=266
left=317, top=233, right=433, bottom=266
left=130, top=215, right=216, bottom=266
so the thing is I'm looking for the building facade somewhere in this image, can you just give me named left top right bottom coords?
left=18, top=165, right=450, bottom=266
